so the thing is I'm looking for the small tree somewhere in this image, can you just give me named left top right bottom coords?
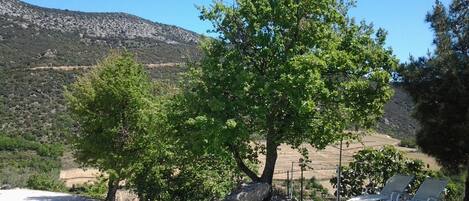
left=399, top=0, right=469, bottom=200
left=65, top=53, right=156, bottom=201
left=171, top=0, right=397, bottom=189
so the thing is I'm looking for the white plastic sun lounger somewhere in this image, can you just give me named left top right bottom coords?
left=407, top=178, right=448, bottom=201
left=347, top=175, right=415, bottom=201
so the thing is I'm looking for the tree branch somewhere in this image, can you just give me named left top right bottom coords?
left=230, top=145, right=261, bottom=182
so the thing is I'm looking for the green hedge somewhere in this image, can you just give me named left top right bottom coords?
left=0, top=135, right=63, bottom=158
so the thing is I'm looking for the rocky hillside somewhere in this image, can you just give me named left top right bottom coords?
left=0, top=0, right=198, bottom=43
left=0, top=0, right=201, bottom=68
left=376, top=85, right=420, bottom=139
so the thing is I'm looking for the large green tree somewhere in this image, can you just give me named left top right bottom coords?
left=399, top=0, right=469, bottom=200
left=171, top=0, right=397, bottom=188
left=65, top=53, right=157, bottom=201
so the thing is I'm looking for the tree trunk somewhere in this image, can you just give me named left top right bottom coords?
left=464, top=164, right=469, bottom=201
left=105, top=177, right=120, bottom=201
left=260, top=136, right=278, bottom=185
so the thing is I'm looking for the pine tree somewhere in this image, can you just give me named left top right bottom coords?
left=400, top=0, right=469, bottom=200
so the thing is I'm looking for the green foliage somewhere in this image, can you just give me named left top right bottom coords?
left=306, top=177, right=329, bottom=201
left=70, top=176, right=108, bottom=200
left=0, top=68, right=76, bottom=142
left=398, top=138, right=417, bottom=149
left=330, top=146, right=436, bottom=198
left=127, top=89, right=242, bottom=200
left=399, top=0, right=469, bottom=171
left=65, top=52, right=158, bottom=200
left=26, top=174, right=66, bottom=192
left=398, top=1, right=468, bottom=199
left=0, top=133, right=63, bottom=187
left=0, top=135, right=63, bottom=158
left=129, top=152, right=241, bottom=201
left=172, top=0, right=397, bottom=183
left=442, top=170, right=466, bottom=201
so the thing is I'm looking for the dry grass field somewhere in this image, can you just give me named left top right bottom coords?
left=60, top=134, right=438, bottom=194
left=259, top=134, right=438, bottom=193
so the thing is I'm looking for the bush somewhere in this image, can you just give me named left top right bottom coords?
left=330, top=146, right=434, bottom=198
left=331, top=146, right=461, bottom=200
left=26, top=174, right=66, bottom=192
left=0, top=135, right=63, bottom=158
left=306, top=177, right=329, bottom=201
left=0, top=133, right=63, bottom=188
left=399, top=138, right=417, bottom=148
left=129, top=153, right=242, bottom=201
left=69, top=176, right=108, bottom=200
left=440, top=170, right=466, bottom=201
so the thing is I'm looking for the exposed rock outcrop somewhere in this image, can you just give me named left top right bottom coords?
left=0, top=0, right=199, bottom=44
left=224, top=183, right=271, bottom=201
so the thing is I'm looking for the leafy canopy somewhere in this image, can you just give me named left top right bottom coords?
left=398, top=1, right=468, bottom=200
left=172, top=0, right=397, bottom=183
left=399, top=0, right=469, bottom=171
left=65, top=52, right=158, bottom=200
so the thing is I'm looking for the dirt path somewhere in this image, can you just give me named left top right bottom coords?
left=60, top=168, right=101, bottom=188
left=28, top=62, right=183, bottom=71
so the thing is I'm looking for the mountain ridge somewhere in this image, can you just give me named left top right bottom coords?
left=1, top=0, right=199, bottom=44
left=0, top=0, right=201, bottom=68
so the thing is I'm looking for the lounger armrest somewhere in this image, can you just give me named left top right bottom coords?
left=390, top=191, right=406, bottom=201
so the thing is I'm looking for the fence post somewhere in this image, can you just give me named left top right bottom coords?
left=337, top=136, right=343, bottom=201
left=287, top=170, right=290, bottom=198
left=300, top=164, right=304, bottom=201
left=291, top=161, right=294, bottom=199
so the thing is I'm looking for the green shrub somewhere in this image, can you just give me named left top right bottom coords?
left=306, top=177, right=329, bottom=201
left=441, top=170, right=466, bottom=201
left=331, top=146, right=461, bottom=200
left=69, top=176, right=108, bottom=200
left=0, top=135, right=63, bottom=158
left=26, top=174, right=66, bottom=192
left=0, top=134, right=63, bottom=187
left=399, top=138, right=417, bottom=148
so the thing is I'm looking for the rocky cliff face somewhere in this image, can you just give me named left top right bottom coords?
left=376, top=85, right=420, bottom=139
left=0, top=0, right=198, bottom=44
left=0, top=0, right=201, bottom=68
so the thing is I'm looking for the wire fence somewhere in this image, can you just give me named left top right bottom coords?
left=271, top=161, right=342, bottom=201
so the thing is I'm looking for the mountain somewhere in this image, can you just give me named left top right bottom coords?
left=0, top=0, right=201, bottom=69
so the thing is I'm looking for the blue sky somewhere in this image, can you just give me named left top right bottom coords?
left=23, top=0, right=451, bottom=63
